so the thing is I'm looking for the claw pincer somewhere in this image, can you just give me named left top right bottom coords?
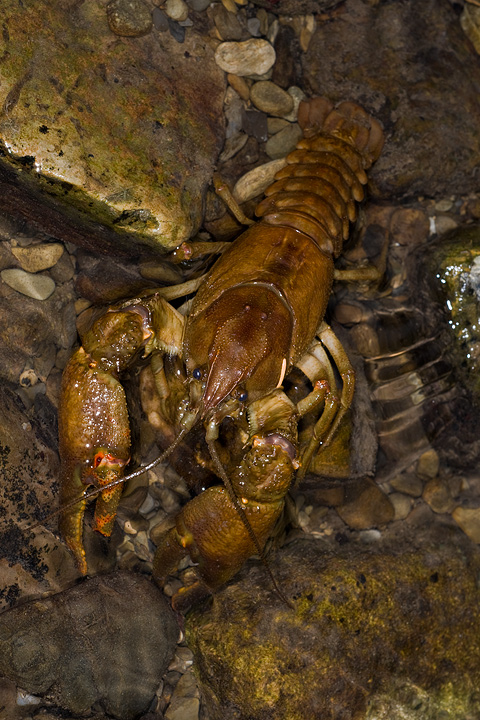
left=58, top=305, right=151, bottom=573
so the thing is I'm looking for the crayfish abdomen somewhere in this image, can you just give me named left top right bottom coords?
left=58, top=97, right=384, bottom=609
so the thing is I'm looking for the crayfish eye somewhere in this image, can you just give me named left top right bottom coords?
left=192, top=368, right=202, bottom=380
left=93, top=451, right=105, bottom=468
left=238, top=390, right=248, bottom=403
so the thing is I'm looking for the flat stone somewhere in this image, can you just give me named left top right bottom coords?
left=453, top=506, right=480, bottom=543
left=250, top=80, right=294, bottom=117
left=215, top=39, right=276, bottom=76
left=1, top=268, right=55, bottom=300
left=11, top=243, right=64, bottom=273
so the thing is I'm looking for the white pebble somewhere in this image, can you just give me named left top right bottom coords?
left=164, top=0, right=189, bottom=22
left=215, top=39, right=276, bottom=77
left=233, top=157, right=287, bottom=204
left=1, top=268, right=55, bottom=300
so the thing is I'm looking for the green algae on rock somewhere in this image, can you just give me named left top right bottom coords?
left=0, top=1, right=225, bottom=254
left=186, top=533, right=480, bottom=720
left=427, top=224, right=480, bottom=403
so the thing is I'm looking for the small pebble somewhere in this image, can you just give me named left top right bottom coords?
left=432, top=215, right=458, bottom=235
left=422, top=477, right=456, bottom=514
left=153, top=6, right=169, bottom=31
left=168, top=647, right=194, bottom=673
left=224, top=86, right=244, bottom=138
left=416, top=449, right=440, bottom=479
left=185, top=0, right=210, bottom=10
left=250, top=80, right=294, bottom=117
left=215, top=39, right=276, bottom=77
left=19, top=369, right=39, bottom=388
left=452, top=506, right=480, bottom=543
left=299, top=14, right=316, bottom=52
left=106, top=0, right=153, bottom=36
left=168, top=17, right=186, bottom=42
left=336, top=483, right=394, bottom=530
left=233, top=157, right=287, bottom=203
left=389, top=492, right=413, bottom=521
left=265, top=122, right=302, bottom=159
left=257, top=8, right=269, bottom=36
left=165, top=695, right=200, bottom=720
left=267, top=117, right=289, bottom=135
left=221, top=0, right=237, bottom=12
left=390, top=472, right=423, bottom=497
left=227, top=73, right=250, bottom=101
left=11, top=243, right=63, bottom=273
left=241, top=108, right=268, bottom=142
left=283, top=85, right=307, bottom=122
left=164, top=0, right=189, bottom=22
left=213, top=4, right=243, bottom=41
left=247, top=17, right=261, bottom=37
left=434, top=198, right=454, bottom=212
left=1, top=268, right=55, bottom=300
left=219, top=132, right=248, bottom=163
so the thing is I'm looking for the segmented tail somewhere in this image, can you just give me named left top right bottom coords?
left=255, top=97, right=384, bottom=258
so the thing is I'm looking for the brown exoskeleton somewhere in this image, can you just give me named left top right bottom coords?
left=58, top=97, right=385, bottom=611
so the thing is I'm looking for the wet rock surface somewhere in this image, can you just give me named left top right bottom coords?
left=0, top=1, right=480, bottom=720
left=0, top=0, right=225, bottom=254
left=186, top=531, right=480, bottom=720
left=303, top=0, right=480, bottom=199
left=0, top=573, right=178, bottom=719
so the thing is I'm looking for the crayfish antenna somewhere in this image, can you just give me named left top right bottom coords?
left=206, top=437, right=292, bottom=608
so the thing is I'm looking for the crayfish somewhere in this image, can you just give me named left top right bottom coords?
left=58, top=97, right=384, bottom=611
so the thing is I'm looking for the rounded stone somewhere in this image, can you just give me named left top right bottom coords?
left=389, top=492, right=413, bottom=521
left=423, top=477, right=456, bottom=515
left=11, top=243, right=64, bottom=273
left=215, top=39, right=276, bottom=76
left=453, top=506, right=480, bottom=543
left=186, top=0, right=210, bottom=10
left=164, top=0, right=189, bottom=22
left=106, top=0, right=153, bottom=37
left=250, top=80, right=294, bottom=117
left=1, top=269, right=55, bottom=300
left=416, top=449, right=440, bottom=479
left=265, top=122, right=302, bottom=159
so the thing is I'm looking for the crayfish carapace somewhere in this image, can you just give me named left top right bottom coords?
left=58, top=96, right=384, bottom=611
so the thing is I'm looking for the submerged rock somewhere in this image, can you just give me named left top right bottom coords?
left=0, top=573, right=178, bottom=719
left=303, top=0, right=480, bottom=199
left=186, top=531, right=480, bottom=720
left=0, top=1, right=225, bottom=254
